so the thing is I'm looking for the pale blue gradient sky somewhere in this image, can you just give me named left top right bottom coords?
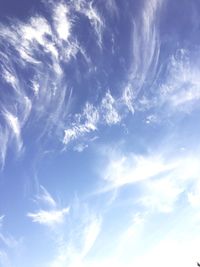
left=0, top=0, right=200, bottom=266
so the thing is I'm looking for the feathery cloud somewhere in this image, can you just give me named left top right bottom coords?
left=159, top=50, right=200, bottom=110
left=100, top=143, right=200, bottom=214
left=0, top=0, right=106, bottom=166
left=103, top=153, right=174, bottom=188
left=27, top=208, right=70, bottom=227
left=49, top=214, right=101, bottom=267
left=63, top=90, right=122, bottom=146
left=34, top=185, right=57, bottom=208
left=74, top=1, right=104, bottom=47
left=101, top=91, right=121, bottom=125
left=28, top=186, right=70, bottom=227
left=53, top=3, right=71, bottom=41
left=63, top=102, right=99, bottom=145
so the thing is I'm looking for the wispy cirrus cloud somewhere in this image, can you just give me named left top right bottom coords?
left=0, top=0, right=106, bottom=167
left=134, top=48, right=200, bottom=122
left=101, top=91, right=121, bottom=125
left=50, top=217, right=101, bottom=267
left=49, top=206, right=102, bottom=267
left=34, top=185, right=57, bottom=208
left=63, top=102, right=99, bottom=145
left=53, top=2, right=71, bottom=41
left=4, top=111, right=22, bottom=149
left=127, top=0, right=162, bottom=96
left=28, top=192, right=102, bottom=267
left=63, top=90, right=123, bottom=146
left=27, top=208, right=70, bottom=227
left=27, top=186, right=70, bottom=227
left=98, top=143, right=200, bottom=214
left=74, top=0, right=104, bottom=47
left=159, top=49, right=200, bottom=110
left=103, top=152, right=174, bottom=189
left=1, top=0, right=199, bottom=169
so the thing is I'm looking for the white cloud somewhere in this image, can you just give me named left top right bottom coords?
left=103, top=153, right=174, bottom=188
left=2, top=69, right=17, bottom=88
left=139, top=176, right=183, bottom=213
left=73, top=143, right=88, bottom=153
left=63, top=91, right=123, bottom=146
left=101, top=91, right=121, bottom=125
left=50, top=215, right=101, bottom=267
left=0, top=1, right=116, bottom=164
left=27, top=207, right=70, bottom=227
left=122, top=85, right=135, bottom=114
left=145, top=114, right=158, bottom=124
left=100, top=144, right=200, bottom=213
left=35, top=185, right=57, bottom=208
left=32, top=81, right=40, bottom=95
left=63, top=122, right=97, bottom=145
left=3, top=111, right=22, bottom=152
left=121, top=0, right=162, bottom=115
left=130, top=0, right=161, bottom=87
left=4, top=112, right=20, bottom=139
left=28, top=186, right=70, bottom=227
left=0, top=4, right=75, bottom=165
left=159, top=51, right=200, bottom=110
left=85, top=3, right=104, bottom=47
left=81, top=218, right=101, bottom=257
left=21, top=16, right=51, bottom=47
left=83, top=102, right=99, bottom=126
left=74, top=1, right=104, bottom=47
left=41, top=195, right=102, bottom=267
left=24, top=16, right=50, bottom=40
left=63, top=103, right=99, bottom=145
left=21, top=96, right=32, bottom=124
left=53, top=3, right=71, bottom=41
left=116, top=212, right=146, bottom=255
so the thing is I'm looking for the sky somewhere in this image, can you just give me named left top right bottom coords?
left=0, top=0, right=200, bottom=266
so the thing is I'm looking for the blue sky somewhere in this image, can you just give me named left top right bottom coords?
left=0, top=0, right=200, bottom=266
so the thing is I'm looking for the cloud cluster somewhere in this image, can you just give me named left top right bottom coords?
left=0, top=0, right=106, bottom=167
left=0, top=0, right=199, bottom=167
left=63, top=90, right=122, bottom=146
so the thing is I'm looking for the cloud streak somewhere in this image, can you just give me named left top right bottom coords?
left=0, top=0, right=106, bottom=166
left=27, top=208, right=70, bottom=227
left=127, top=0, right=162, bottom=97
left=28, top=186, right=70, bottom=227
left=49, top=211, right=102, bottom=267
left=99, top=143, right=200, bottom=214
